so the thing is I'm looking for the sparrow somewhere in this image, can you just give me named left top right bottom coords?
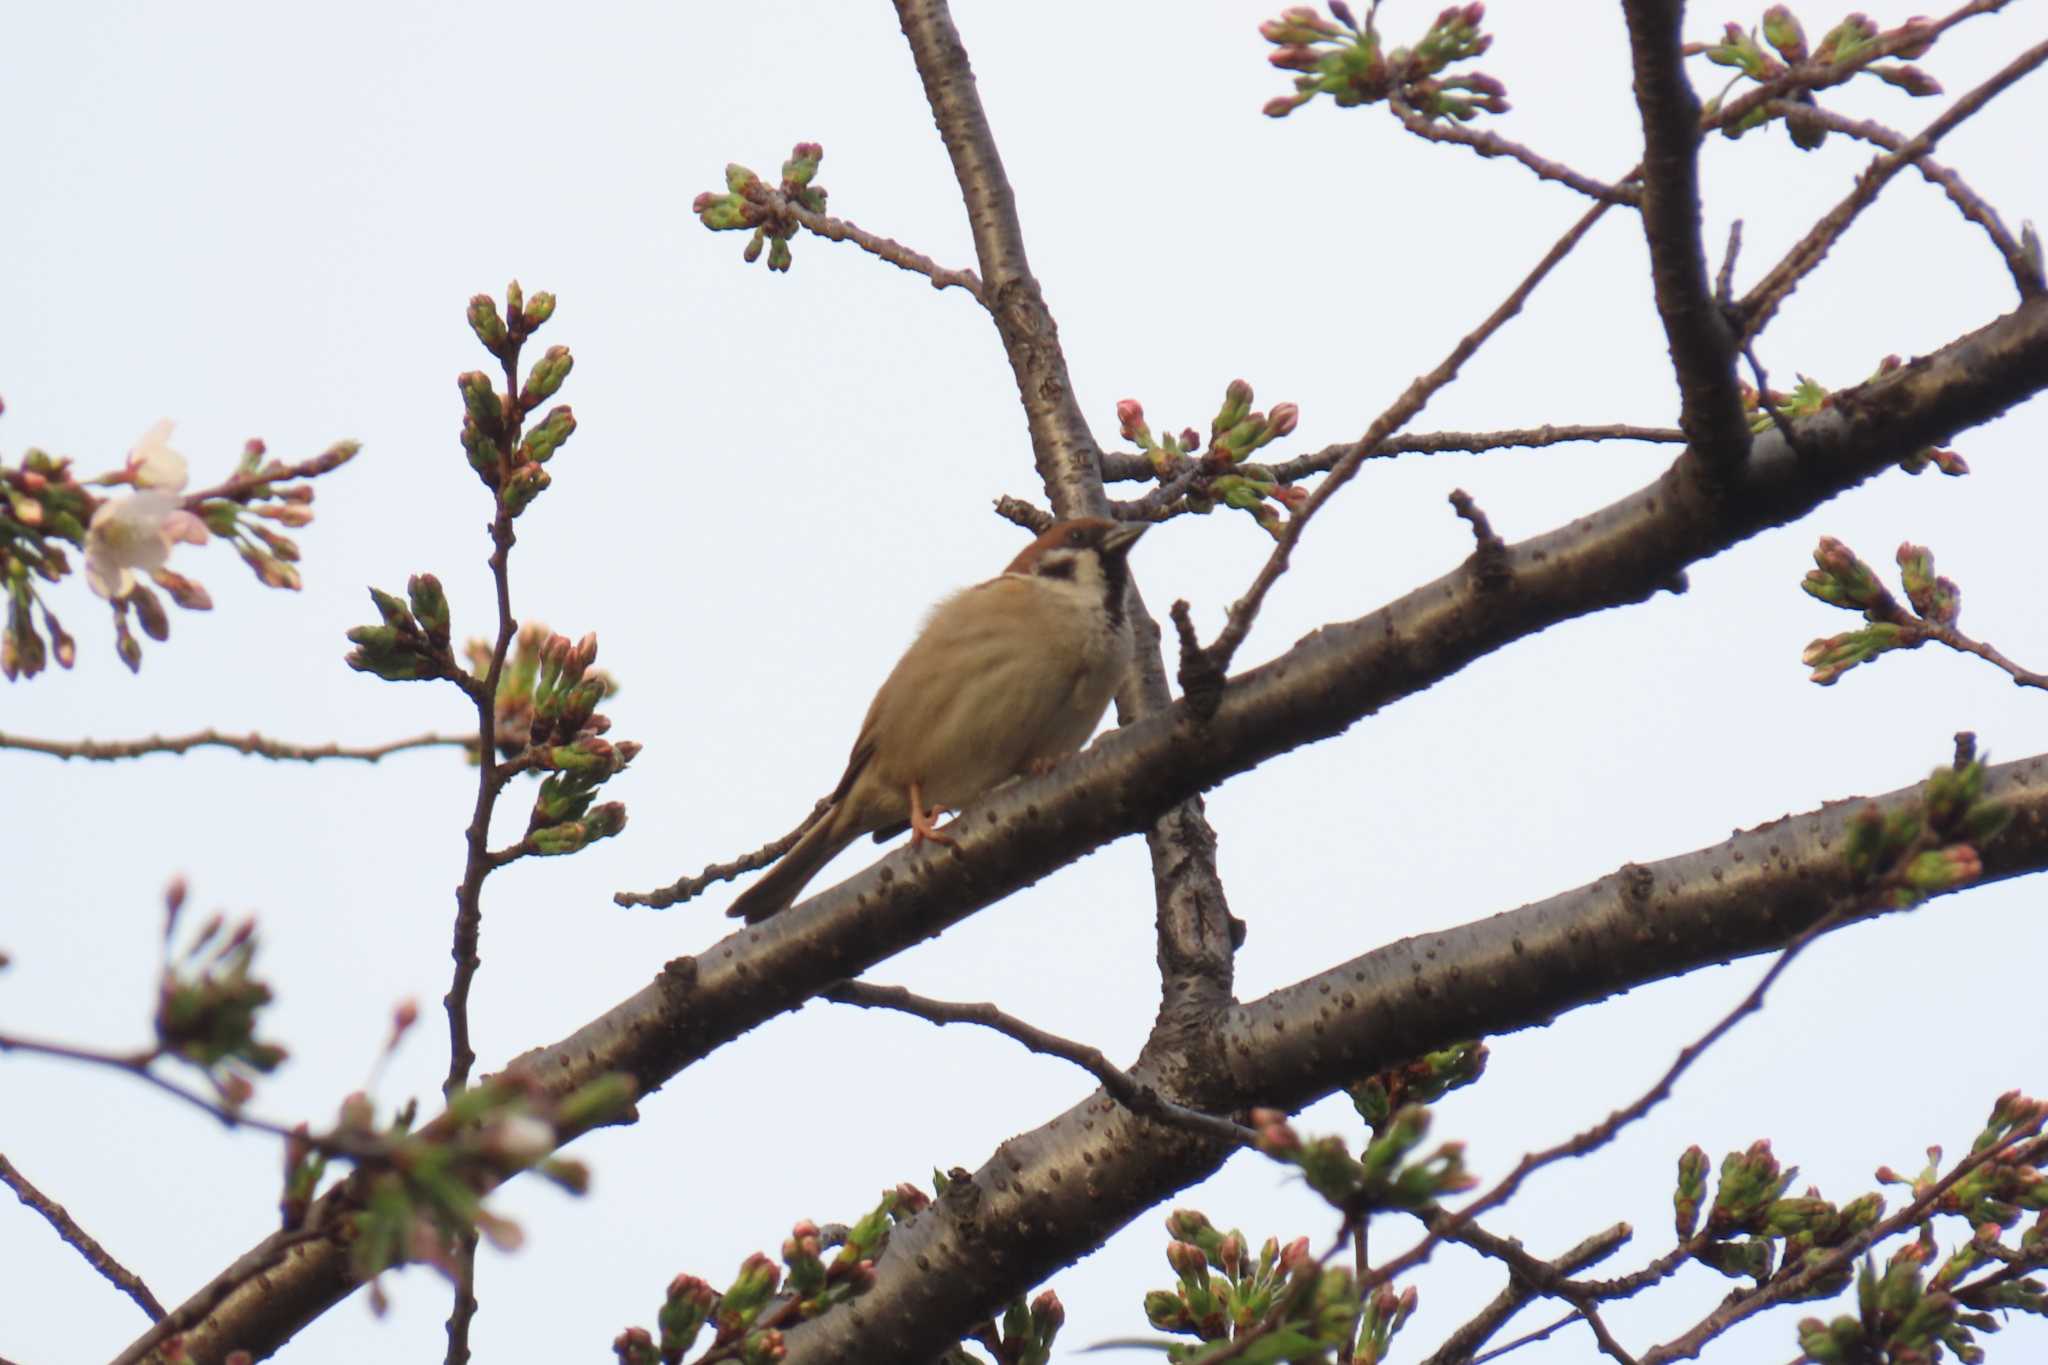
left=727, top=517, right=1147, bottom=923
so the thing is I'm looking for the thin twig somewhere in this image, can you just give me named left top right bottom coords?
left=175, top=443, right=355, bottom=508
left=824, top=981, right=1256, bottom=1148
left=1101, top=425, right=1687, bottom=485
left=1390, top=95, right=1639, bottom=206
left=0, top=1030, right=382, bottom=1160
left=1436, top=1216, right=1638, bottom=1364
left=1467, top=1312, right=1581, bottom=1365
left=1759, top=101, right=2042, bottom=298
left=0, top=728, right=471, bottom=764
left=778, top=197, right=986, bottom=299
left=1740, top=38, right=2048, bottom=340
left=1713, top=220, right=1743, bottom=308
left=992, top=494, right=1053, bottom=534
left=1112, top=460, right=1207, bottom=523
left=1197, top=194, right=1620, bottom=682
left=1740, top=344, right=1804, bottom=457
left=1420, top=1223, right=1632, bottom=1365
left=1921, top=621, right=2048, bottom=690
left=614, top=799, right=830, bottom=909
left=0, top=1152, right=167, bottom=1320
left=440, top=345, right=531, bottom=1365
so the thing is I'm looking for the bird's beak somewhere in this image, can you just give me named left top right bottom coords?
left=1102, top=522, right=1148, bottom=558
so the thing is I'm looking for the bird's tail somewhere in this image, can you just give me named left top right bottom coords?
left=726, top=808, right=860, bottom=923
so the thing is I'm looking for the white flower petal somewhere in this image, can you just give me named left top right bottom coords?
left=127, top=419, right=189, bottom=491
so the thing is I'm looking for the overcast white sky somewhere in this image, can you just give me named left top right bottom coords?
left=3, top=3, right=2045, bottom=1362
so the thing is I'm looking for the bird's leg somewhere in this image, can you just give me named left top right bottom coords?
left=906, top=780, right=956, bottom=847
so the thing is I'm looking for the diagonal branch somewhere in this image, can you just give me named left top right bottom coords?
left=1198, top=194, right=1620, bottom=680
left=1760, top=102, right=2043, bottom=299
left=779, top=754, right=2048, bottom=1361
left=822, top=981, right=1255, bottom=1147
left=115, top=295, right=2048, bottom=1362
left=1740, top=38, right=2048, bottom=340
left=1419, top=1223, right=1635, bottom=1365
left=893, top=0, right=1241, bottom=1054
left=0, top=1152, right=166, bottom=1321
left=1389, top=96, right=1641, bottom=206
left=892, top=0, right=1104, bottom=519
left=1620, top=0, right=1750, bottom=467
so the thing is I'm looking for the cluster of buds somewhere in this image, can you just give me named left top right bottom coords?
left=1116, top=380, right=1304, bottom=537
left=1794, top=1244, right=1972, bottom=1365
left=692, top=142, right=827, bottom=273
left=616, top=1183, right=930, bottom=1364
left=1261, top=3, right=1506, bottom=122
left=1798, top=538, right=1969, bottom=686
left=1349, top=1040, right=1488, bottom=1132
left=344, top=574, right=455, bottom=682
left=2, top=413, right=354, bottom=679
left=1143, top=1209, right=1403, bottom=1358
left=1249, top=1104, right=1478, bottom=1215
left=1878, top=1091, right=2048, bottom=1229
left=970, top=1289, right=1065, bottom=1365
left=1800, top=1094, right=2048, bottom=1362
left=1703, top=8, right=1942, bottom=146
left=1836, top=754, right=2006, bottom=907
left=475, top=623, right=637, bottom=856
left=1672, top=1139, right=1878, bottom=1287
left=460, top=281, right=576, bottom=514
left=3, top=436, right=91, bottom=678
left=154, top=877, right=287, bottom=1108
left=345, top=1070, right=630, bottom=1314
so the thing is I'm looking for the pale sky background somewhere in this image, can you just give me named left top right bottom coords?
left=3, top=3, right=2046, bottom=1362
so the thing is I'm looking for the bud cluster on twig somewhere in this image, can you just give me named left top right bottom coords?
left=1116, top=379, right=1304, bottom=536
left=1143, top=1207, right=1414, bottom=1361
left=2, top=409, right=356, bottom=679
left=1260, top=3, right=1507, bottom=123
left=459, top=280, right=575, bottom=512
left=337, top=1069, right=633, bottom=1316
left=692, top=142, right=828, bottom=274
left=1798, top=536, right=2002, bottom=688
left=1699, top=7, right=1944, bottom=149
left=613, top=1183, right=934, bottom=1364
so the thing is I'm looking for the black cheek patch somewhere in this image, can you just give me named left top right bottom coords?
left=1035, top=558, right=1078, bottom=581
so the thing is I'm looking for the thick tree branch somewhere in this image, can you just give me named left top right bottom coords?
left=1621, top=0, right=1750, bottom=467
left=120, top=296, right=2048, bottom=1362
left=777, top=755, right=2048, bottom=1361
